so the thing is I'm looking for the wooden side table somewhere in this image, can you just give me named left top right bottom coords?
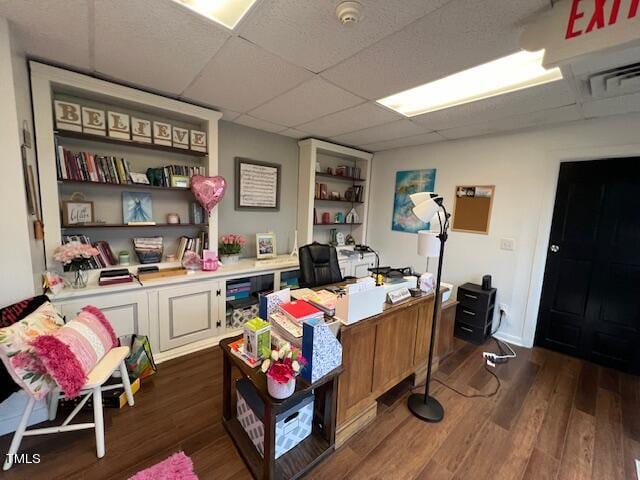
left=220, top=335, right=343, bottom=480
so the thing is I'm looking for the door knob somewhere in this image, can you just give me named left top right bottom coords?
left=550, top=245, right=560, bottom=253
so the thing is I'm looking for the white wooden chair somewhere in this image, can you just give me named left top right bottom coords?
left=3, top=346, right=134, bottom=471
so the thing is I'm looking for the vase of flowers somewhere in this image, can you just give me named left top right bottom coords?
left=219, top=234, right=246, bottom=265
left=261, top=343, right=307, bottom=400
left=53, top=243, right=100, bottom=289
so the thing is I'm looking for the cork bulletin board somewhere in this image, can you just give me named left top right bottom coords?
left=452, top=185, right=495, bottom=234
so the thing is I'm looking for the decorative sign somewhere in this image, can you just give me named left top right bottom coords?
left=521, top=0, right=640, bottom=67
left=81, top=107, right=106, bottom=136
left=131, top=117, right=152, bottom=143
left=172, top=126, right=189, bottom=149
left=235, top=158, right=280, bottom=210
left=153, top=121, right=172, bottom=146
left=54, top=100, right=82, bottom=132
left=62, top=200, right=94, bottom=225
left=190, top=129, right=207, bottom=152
left=107, top=111, right=131, bottom=140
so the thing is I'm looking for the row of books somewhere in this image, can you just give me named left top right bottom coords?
left=345, top=185, right=365, bottom=203
left=62, top=235, right=116, bottom=269
left=56, top=146, right=133, bottom=184
left=98, top=268, right=133, bottom=286
left=146, top=165, right=206, bottom=188
left=176, top=232, right=208, bottom=261
left=226, top=279, right=251, bottom=301
left=335, top=165, right=362, bottom=179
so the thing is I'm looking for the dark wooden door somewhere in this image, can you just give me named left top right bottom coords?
left=535, top=158, right=640, bottom=374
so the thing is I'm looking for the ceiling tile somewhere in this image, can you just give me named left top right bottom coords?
left=297, top=102, right=402, bottom=137
left=0, top=0, right=91, bottom=68
left=239, top=0, right=449, bottom=73
left=322, top=0, right=550, bottom=100
left=233, top=114, right=287, bottom=134
left=182, top=36, right=313, bottom=113
left=361, top=132, right=446, bottom=151
left=249, top=77, right=363, bottom=127
left=438, top=105, right=583, bottom=140
left=332, top=119, right=428, bottom=146
left=279, top=128, right=309, bottom=139
left=218, top=109, right=241, bottom=121
left=94, top=0, right=229, bottom=95
left=412, top=80, right=576, bottom=130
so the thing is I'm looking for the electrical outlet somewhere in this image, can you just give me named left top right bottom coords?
left=500, top=238, right=516, bottom=251
left=499, top=303, right=509, bottom=316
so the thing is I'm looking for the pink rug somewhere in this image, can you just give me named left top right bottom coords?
left=129, top=452, right=198, bottom=480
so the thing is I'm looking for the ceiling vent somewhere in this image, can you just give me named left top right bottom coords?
left=336, top=2, right=362, bottom=25
left=588, top=62, right=640, bottom=99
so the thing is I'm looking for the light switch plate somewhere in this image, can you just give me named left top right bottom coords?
left=500, top=238, right=516, bottom=251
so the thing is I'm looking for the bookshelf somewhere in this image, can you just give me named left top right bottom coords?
left=297, top=139, right=372, bottom=246
left=31, top=62, right=222, bottom=275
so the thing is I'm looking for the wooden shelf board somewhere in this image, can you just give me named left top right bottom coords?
left=313, top=223, right=363, bottom=227
left=314, top=198, right=363, bottom=205
left=223, top=417, right=333, bottom=480
left=55, top=130, right=207, bottom=157
left=58, top=179, right=192, bottom=192
left=315, top=173, right=365, bottom=183
left=61, top=223, right=207, bottom=230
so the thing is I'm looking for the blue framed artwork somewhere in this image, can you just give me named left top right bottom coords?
left=122, top=192, right=153, bottom=223
left=391, top=169, right=436, bottom=233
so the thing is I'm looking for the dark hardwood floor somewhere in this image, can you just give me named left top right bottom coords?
left=1, top=341, right=638, bottom=480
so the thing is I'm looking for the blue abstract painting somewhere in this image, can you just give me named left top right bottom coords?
left=122, top=192, right=153, bottom=223
left=391, top=169, right=436, bottom=233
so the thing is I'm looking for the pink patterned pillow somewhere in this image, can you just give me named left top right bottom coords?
left=31, top=306, right=118, bottom=398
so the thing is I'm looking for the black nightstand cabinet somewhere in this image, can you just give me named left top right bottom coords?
left=454, top=283, right=497, bottom=344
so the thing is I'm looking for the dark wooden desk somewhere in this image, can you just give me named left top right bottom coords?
left=220, top=335, right=342, bottom=480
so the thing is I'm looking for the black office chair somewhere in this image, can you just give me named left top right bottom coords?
left=298, top=242, right=344, bottom=288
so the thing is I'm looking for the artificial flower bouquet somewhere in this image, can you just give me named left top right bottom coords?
left=260, top=343, right=307, bottom=398
left=218, top=233, right=246, bottom=256
left=53, top=242, right=99, bottom=271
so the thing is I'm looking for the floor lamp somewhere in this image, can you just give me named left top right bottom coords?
left=407, top=192, right=450, bottom=423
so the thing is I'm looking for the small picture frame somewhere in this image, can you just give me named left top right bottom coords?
left=62, top=200, right=94, bottom=226
left=256, top=232, right=277, bottom=259
left=170, top=175, right=190, bottom=188
left=130, top=172, right=150, bottom=184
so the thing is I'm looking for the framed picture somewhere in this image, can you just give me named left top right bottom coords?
left=129, top=172, right=150, bottom=184
left=235, top=157, right=280, bottom=211
left=170, top=175, right=190, bottom=188
left=256, top=232, right=277, bottom=259
left=452, top=185, right=495, bottom=234
left=62, top=200, right=94, bottom=226
left=122, top=192, right=153, bottom=224
left=392, top=169, right=437, bottom=233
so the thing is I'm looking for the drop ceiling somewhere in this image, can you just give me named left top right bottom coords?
left=1, top=0, right=639, bottom=152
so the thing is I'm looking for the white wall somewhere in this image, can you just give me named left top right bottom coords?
left=0, top=18, right=41, bottom=305
left=218, top=121, right=299, bottom=257
left=367, top=113, right=640, bottom=347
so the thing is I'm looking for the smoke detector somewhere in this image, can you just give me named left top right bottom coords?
left=336, top=1, right=362, bottom=25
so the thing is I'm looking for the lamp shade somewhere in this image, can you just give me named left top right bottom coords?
left=417, top=230, right=441, bottom=258
left=412, top=197, right=439, bottom=223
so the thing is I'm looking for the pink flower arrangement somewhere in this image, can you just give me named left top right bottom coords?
left=219, top=234, right=246, bottom=255
left=261, top=343, right=307, bottom=384
left=53, top=242, right=99, bottom=269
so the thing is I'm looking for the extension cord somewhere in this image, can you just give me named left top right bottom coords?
left=482, top=352, right=510, bottom=364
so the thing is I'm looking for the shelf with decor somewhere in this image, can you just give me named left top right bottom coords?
left=32, top=62, right=222, bottom=280
left=298, top=139, right=372, bottom=246
left=55, top=129, right=208, bottom=157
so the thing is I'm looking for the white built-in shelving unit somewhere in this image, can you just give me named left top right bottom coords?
left=31, top=62, right=222, bottom=275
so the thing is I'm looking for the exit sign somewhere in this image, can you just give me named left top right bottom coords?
left=521, top=0, right=640, bottom=67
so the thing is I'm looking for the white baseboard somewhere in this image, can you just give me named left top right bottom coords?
left=0, top=391, right=48, bottom=436
left=154, top=329, right=242, bottom=364
left=492, top=331, right=526, bottom=347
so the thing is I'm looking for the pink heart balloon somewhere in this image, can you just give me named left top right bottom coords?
left=191, top=175, right=226, bottom=215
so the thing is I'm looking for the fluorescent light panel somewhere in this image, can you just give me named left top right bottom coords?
left=377, top=50, right=563, bottom=117
left=173, top=0, right=258, bottom=29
